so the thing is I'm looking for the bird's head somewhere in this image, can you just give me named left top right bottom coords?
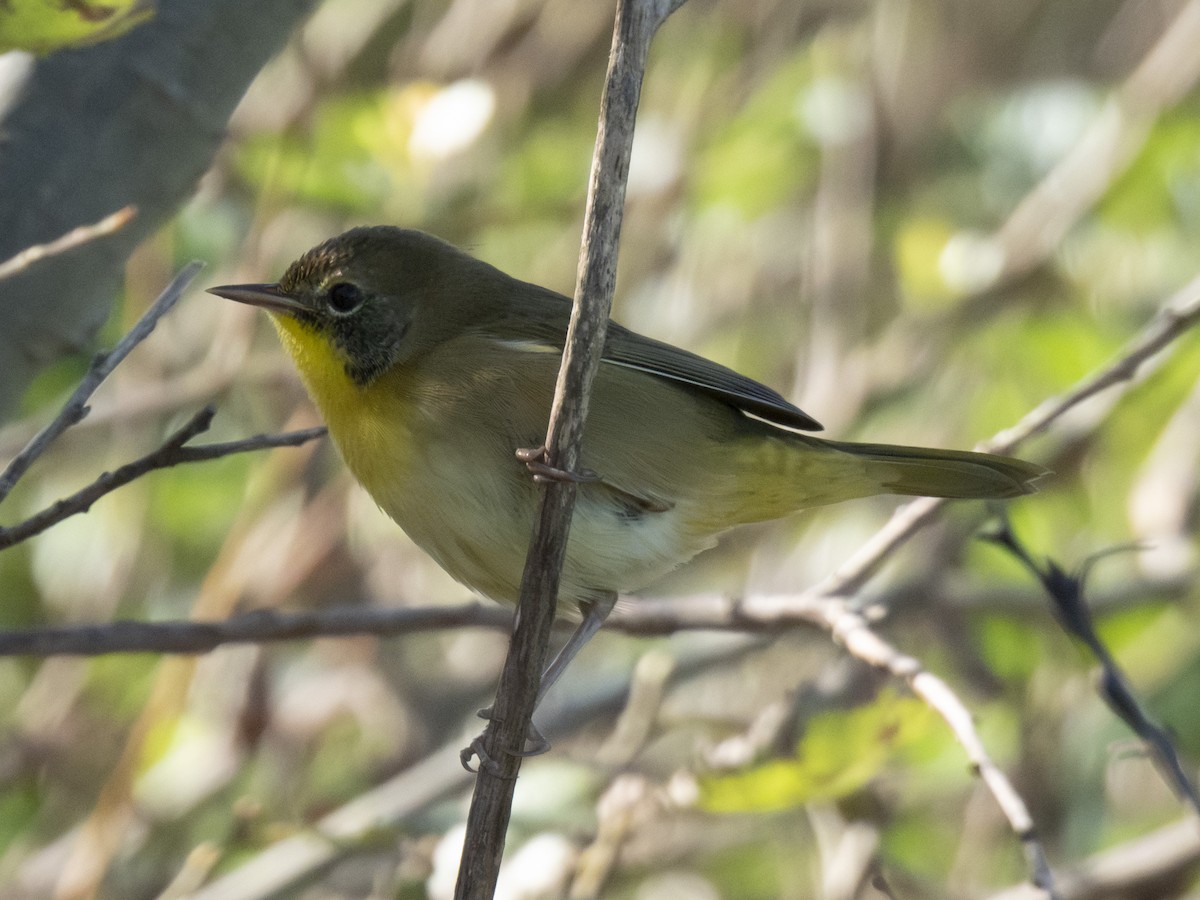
left=209, top=226, right=497, bottom=386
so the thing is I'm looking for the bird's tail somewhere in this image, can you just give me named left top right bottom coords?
left=721, top=434, right=1047, bottom=528
left=816, top=438, right=1047, bottom=500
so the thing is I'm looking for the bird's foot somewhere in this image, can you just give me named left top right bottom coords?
left=460, top=736, right=501, bottom=774
left=516, top=445, right=600, bottom=484
left=460, top=706, right=551, bottom=773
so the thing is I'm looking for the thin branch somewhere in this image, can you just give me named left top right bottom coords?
left=0, top=595, right=814, bottom=660
left=0, top=603, right=512, bottom=656
left=987, top=816, right=1200, bottom=900
left=0, top=206, right=137, bottom=281
left=816, top=599, right=1061, bottom=899
left=185, top=634, right=741, bottom=900
left=986, top=520, right=1200, bottom=819
left=725, top=269, right=1200, bottom=896
left=987, top=270, right=1200, bottom=454
left=0, top=564, right=1188, bottom=657
left=0, top=261, right=203, bottom=505
left=0, top=406, right=325, bottom=551
left=823, top=268, right=1200, bottom=598
left=455, top=2, right=684, bottom=895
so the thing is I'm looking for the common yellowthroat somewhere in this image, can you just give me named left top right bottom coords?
left=210, top=227, right=1044, bottom=695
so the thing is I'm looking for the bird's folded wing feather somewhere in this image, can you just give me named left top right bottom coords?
left=479, top=283, right=823, bottom=432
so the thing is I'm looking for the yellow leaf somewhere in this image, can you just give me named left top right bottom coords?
left=699, top=690, right=936, bottom=813
left=0, top=0, right=154, bottom=55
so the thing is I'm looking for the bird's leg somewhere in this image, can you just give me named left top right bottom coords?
left=516, top=444, right=601, bottom=484
left=537, top=591, right=617, bottom=704
left=468, top=592, right=618, bottom=766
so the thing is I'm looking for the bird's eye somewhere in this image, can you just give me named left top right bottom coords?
left=326, top=282, right=364, bottom=315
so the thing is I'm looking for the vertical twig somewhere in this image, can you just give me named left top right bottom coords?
left=454, top=1, right=685, bottom=896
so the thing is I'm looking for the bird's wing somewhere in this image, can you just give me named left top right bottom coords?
left=601, top=324, right=822, bottom=431
left=481, top=282, right=823, bottom=432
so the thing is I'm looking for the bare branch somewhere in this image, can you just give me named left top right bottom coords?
left=0, top=206, right=138, bottom=282
left=456, top=2, right=684, bottom=894
left=816, top=599, right=1061, bottom=899
left=823, top=268, right=1200, bottom=597
left=987, top=271, right=1200, bottom=454
left=986, top=520, right=1200, bottom=818
left=0, top=603, right=512, bottom=657
left=0, top=573, right=1189, bottom=658
left=988, top=817, right=1200, bottom=900
left=0, top=261, right=203, bottom=505
left=0, top=406, right=325, bottom=551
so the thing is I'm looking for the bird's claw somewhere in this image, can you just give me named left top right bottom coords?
left=516, top=445, right=600, bottom=484
left=519, top=725, right=551, bottom=757
left=460, top=736, right=502, bottom=775
left=465, top=705, right=552, bottom=763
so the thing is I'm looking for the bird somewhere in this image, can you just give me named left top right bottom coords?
left=209, top=226, right=1045, bottom=709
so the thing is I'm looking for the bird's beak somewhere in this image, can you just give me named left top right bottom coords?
left=207, top=282, right=306, bottom=315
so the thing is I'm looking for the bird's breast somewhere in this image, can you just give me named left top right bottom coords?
left=271, top=324, right=736, bottom=605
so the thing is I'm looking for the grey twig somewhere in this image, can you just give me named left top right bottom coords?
left=816, top=599, right=1060, bottom=898
left=0, top=603, right=512, bottom=656
left=986, top=270, right=1200, bottom=455
left=0, top=406, right=325, bottom=551
left=826, top=269, right=1200, bottom=599
left=0, top=206, right=137, bottom=282
left=0, top=594, right=829, bottom=659
left=454, top=1, right=684, bottom=896
left=987, top=816, right=1200, bottom=900
left=0, top=261, right=203, bottom=505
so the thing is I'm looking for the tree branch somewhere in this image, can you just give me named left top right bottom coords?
left=0, top=261, right=203, bottom=505
left=818, top=598, right=1060, bottom=898
left=988, top=817, right=1200, bottom=900
left=824, top=267, right=1200, bottom=598
left=0, top=603, right=512, bottom=657
left=987, top=269, right=1200, bottom=454
left=0, top=405, right=325, bottom=550
left=0, top=206, right=137, bottom=282
left=986, top=519, right=1200, bottom=819
left=455, top=1, right=685, bottom=895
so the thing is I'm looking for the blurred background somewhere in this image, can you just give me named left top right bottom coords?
left=1, top=0, right=1199, bottom=897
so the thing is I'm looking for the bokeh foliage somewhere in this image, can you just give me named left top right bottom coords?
left=1, top=0, right=1199, bottom=897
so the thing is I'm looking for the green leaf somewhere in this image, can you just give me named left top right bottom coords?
left=699, top=690, right=937, bottom=813
left=0, top=0, right=153, bottom=54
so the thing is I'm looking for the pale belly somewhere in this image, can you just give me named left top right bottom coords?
left=315, top=336, right=743, bottom=609
left=348, top=426, right=714, bottom=607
